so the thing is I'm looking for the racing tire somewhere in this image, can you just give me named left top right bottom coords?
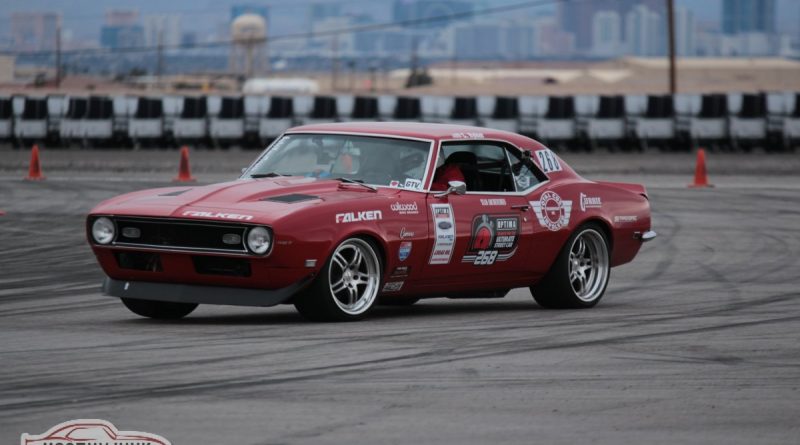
left=294, top=238, right=382, bottom=322
left=531, top=224, right=610, bottom=309
left=121, top=298, right=198, bottom=319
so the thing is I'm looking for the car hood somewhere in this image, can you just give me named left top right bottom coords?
left=93, top=177, right=391, bottom=223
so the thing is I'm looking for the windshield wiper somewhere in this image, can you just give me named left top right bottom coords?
left=250, top=172, right=287, bottom=178
left=335, top=177, right=377, bottom=192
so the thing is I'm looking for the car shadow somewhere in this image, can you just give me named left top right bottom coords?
left=116, top=299, right=544, bottom=326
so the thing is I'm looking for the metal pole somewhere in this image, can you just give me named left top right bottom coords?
left=666, top=0, right=676, bottom=95
left=331, top=35, right=339, bottom=92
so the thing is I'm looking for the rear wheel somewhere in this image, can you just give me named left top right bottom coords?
left=531, top=224, right=610, bottom=308
left=121, top=298, right=198, bottom=319
left=294, top=238, right=382, bottom=321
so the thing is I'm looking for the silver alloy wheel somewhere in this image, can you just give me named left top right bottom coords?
left=328, top=239, right=380, bottom=315
left=568, top=229, right=609, bottom=302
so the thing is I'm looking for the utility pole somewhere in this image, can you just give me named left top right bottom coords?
left=666, top=0, right=676, bottom=95
left=55, top=23, right=62, bottom=88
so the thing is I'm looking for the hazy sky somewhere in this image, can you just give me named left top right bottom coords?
left=1, top=0, right=798, bottom=41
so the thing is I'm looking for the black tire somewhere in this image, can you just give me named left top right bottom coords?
left=294, top=238, right=382, bottom=322
left=531, top=224, right=611, bottom=309
left=121, top=298, right=198, bottom=319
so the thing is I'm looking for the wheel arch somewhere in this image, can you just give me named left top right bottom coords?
left=574, top=217, right=614, bottom=254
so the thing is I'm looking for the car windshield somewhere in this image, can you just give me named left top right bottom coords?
left=246, top=133, right=432, bottom=190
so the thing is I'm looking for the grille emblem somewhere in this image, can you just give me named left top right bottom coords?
left=222, top=233, right=242, bottom=245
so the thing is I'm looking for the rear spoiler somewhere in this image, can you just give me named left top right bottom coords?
left=597, top=181, right=648, bottom=200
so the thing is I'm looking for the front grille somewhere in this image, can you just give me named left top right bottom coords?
left=111, top=217, right=249, bottom=254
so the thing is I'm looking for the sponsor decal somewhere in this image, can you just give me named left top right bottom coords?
left=461, top=214, right=520, bottom=266
left=335, top=210, right=382, bottom=224
left=398, top=241, right=412, bottom=261
left=480, top=198, right=507, bottom=206
left=531, top=191, right=572, bottom=231
left=390, top=201, right=419, bottom=215
left=614, top=215, right=638, bottom=223
left=382, top=281, right=404, bottom=292
left=579, top=192, right=602, bottom=211
left=399, top=227, right=415, bottom=239
left=21, top=419, right=171, bottom=445
left=429, top=203, right=456, bottom=265
left=451, top=131, right=484, bottom=139
left=182, top=210, right=253, bottom=221
left=534, top=149, right=562, bottom=173
left=404, top=178, right=423, bottom=190
left=389, top=180, right=400, bottom=188
left=516, top=175, right=531, bottom=189
left=390, top=265, right=411, bottom=278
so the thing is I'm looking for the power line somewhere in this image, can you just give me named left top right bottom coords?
left=5, top=0, right=574, bottom=58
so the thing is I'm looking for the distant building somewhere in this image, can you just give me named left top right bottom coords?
left=392, top=0, right=473, bottom=29
left=722, top=0, right=775, bottom=35
left=143, top=15, right=181, bottom=48
left=10, top=12, right=61, bottom=52
left=533, top=16, right=575, bottom=57
left=101, top=10, right=143, bottom=49
left=675, top=6, right=696, bottom=56
left=309, top=3, right=341, bottom=23
left=560, top=0, right=661, bottom=51
left=591, top=11, right=623, bottom=57
left=625, top=4, right=665, bottom=56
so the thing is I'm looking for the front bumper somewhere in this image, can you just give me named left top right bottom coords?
left=102, top=275, right=313, bottom=307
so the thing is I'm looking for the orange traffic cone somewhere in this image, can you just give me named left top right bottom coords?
left=25, top=145, right=45, bottom=181
left=173, top=146, right=196, bottom=182
left=688, top=148, right=713, bottom=188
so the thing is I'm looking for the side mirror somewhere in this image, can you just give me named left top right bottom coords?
left=434, top=180, right=467, bottom=198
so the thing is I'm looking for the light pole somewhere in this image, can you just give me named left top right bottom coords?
left=666, top=0, right=676, bottom=95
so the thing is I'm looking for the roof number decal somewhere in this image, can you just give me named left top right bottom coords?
left=535, top=149, right=562, bottom=173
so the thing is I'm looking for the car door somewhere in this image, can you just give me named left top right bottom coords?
left=421, top=140, right=545, bottom=286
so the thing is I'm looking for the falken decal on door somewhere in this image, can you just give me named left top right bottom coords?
left=429, top=203, right=455, bottom=265
left=461, top=214, right=520, bottom=266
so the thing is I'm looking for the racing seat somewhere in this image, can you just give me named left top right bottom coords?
left=445, top=151, right=479, bottom=191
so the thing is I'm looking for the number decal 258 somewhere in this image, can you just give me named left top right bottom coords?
left=473, top=250, right=498, bottom=266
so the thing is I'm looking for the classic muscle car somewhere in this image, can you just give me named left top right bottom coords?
left=87, top=122, right=655, bottom=321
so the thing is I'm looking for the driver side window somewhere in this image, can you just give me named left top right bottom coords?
left=440, top=142, right=540, bottom=192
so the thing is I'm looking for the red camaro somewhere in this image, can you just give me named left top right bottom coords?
left=87, top=122, right=655, bottom=321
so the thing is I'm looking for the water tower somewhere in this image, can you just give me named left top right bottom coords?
left=229, top=13, right=268, bottom=78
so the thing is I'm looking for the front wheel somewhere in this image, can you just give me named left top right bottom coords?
left=531, top=224, right=610, bottom=308
left=294, top=238, right=382, bottom=321
left=121, top=298, right=198, bottom=319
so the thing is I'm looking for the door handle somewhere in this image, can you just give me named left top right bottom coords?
left=511, top=204, right=530, bottom=211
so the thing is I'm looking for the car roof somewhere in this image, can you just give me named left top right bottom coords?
left=286, top=121, right=547, bottom=151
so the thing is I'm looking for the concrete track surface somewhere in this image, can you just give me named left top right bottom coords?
left=0, top=156, right=799, bottom=444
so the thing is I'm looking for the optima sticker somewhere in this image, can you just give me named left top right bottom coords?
left=461, top=214, right=520, bottom=266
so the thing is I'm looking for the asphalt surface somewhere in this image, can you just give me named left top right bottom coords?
left=1, top=154, right=799, bottom=444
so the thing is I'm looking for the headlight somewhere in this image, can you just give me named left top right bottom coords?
left=246, top=226, right=272, bottom=255
left=92, top=217, right=115, bottom=244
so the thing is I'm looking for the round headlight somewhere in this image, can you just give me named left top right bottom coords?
left=92, top=217, right=115, bottom=244
left=246, top=226, right=272, bottom=255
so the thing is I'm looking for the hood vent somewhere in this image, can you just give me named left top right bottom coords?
left=263, top=194, right=319, bottom=203
left=160, top=189, right=192, bottom=197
